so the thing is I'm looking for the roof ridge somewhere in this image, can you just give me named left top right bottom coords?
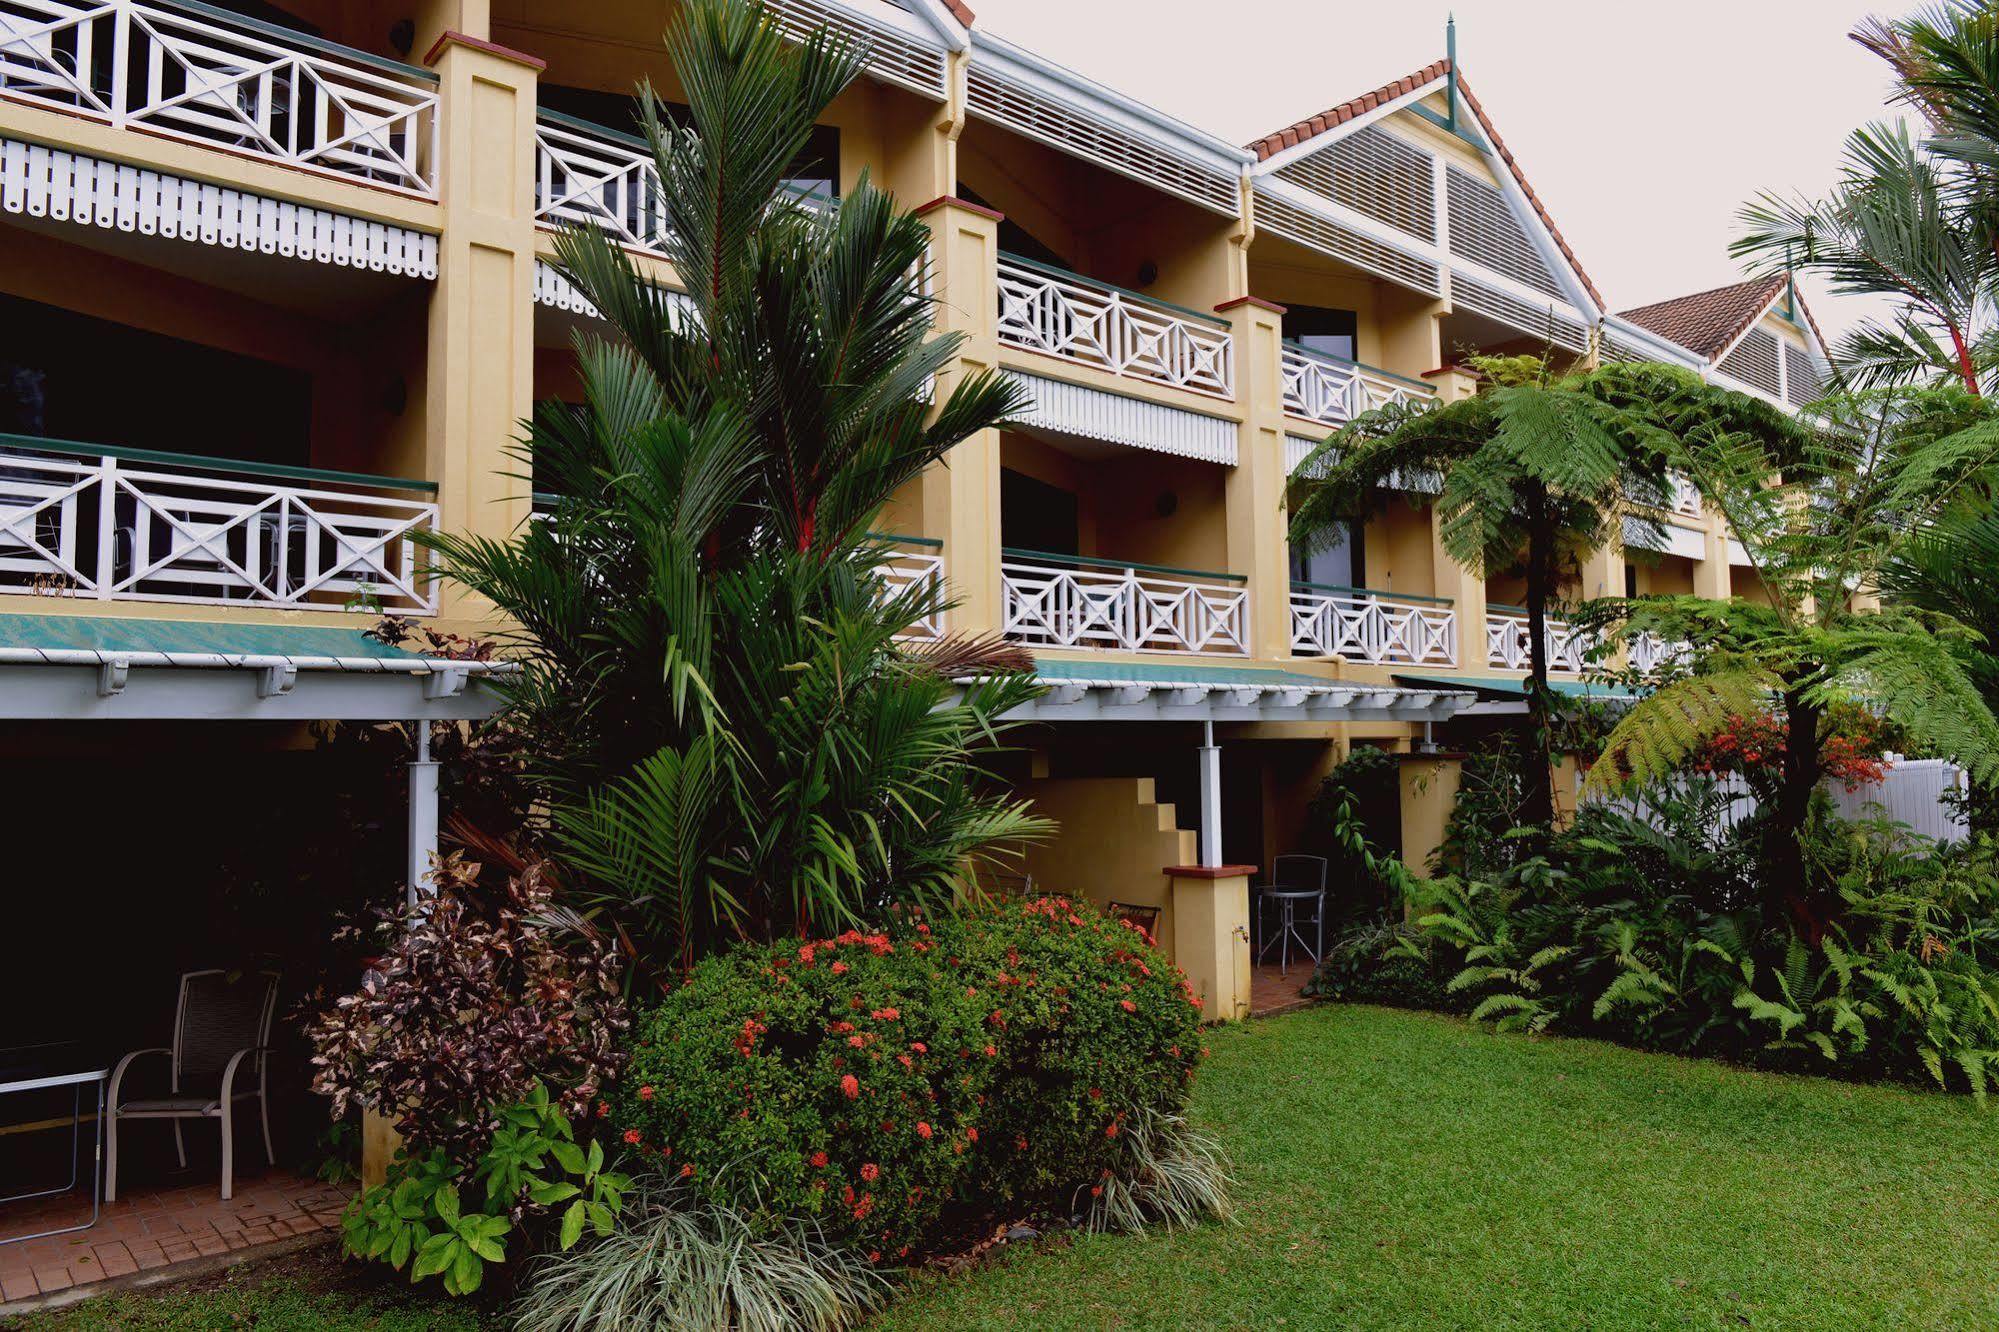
left=1618, top=273, right=1784, bottom=320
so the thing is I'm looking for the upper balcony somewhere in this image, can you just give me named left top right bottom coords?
left=0, top=0, right=440, bottom=197
left=995, top=254, right=1233, bottom=401
left=1279, top=341, right=1434, bottom=433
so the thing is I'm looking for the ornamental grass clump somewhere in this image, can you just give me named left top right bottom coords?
left=610, top=898, right=1213, bottom=1265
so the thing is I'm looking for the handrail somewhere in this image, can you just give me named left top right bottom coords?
left=1486, top=602, right=1570, bottom=617
left=1001, top=547, right=1246, bottom=586
left=535, top=106, right=649, bottom=151
left=868, top=531, right=944, bottom=549
left=996, top=252, right=1228, bottom=328
left=0, top=434, right=437, bottom=495
left=156, top=0, right=440, bottom=82
left=1279, top=341, right=1436, bottom=393
left=1291, top=580, right=1453, bottom=606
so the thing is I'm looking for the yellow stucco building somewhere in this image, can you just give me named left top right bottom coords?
left=0, top=0, right=1829, bottom=1022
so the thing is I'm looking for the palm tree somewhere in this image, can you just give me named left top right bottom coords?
left=1734, top=121, right=1995, bottom=393
left=423, top=0, right=1049, bottom=980
left=1585, top=385, right=1999, bottom=938
left=1288, top=356, right=1793, bottom=835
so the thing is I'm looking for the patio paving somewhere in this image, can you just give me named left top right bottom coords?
left=1251, top=961, right=1312, bottom=1016
left=0, top=1168, right=350, bottom=1305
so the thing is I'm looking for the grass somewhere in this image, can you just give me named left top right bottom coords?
left=0, top=1244, right=490, bottom=1331
left=14, top=1006, right=1999, bottom=1330
left=875, top=1004, right=1999, bottom=1331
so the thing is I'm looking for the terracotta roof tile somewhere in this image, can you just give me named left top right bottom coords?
left=1246, top=60, right=1605, bottom=311
left=940, top=0, right=974, bottom=26
left=1618, top=275, right=1789, bottom=360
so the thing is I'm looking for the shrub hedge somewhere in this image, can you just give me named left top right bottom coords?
left=611, top=898, right=1206, bottom=1261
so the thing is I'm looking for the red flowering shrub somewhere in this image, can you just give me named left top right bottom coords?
left=611, top=899, right=1204, bottom=1260
left=1689, top=705, right=1895, bottom=795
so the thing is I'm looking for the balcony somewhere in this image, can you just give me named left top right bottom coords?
left=1001, top=549, right=1247, bottom=657
left=1279, top=343, right=1435, bottom=431
left=0, top=438, right=438, bottom=613
left=534, top=109, right=666, bottom=260
left=1289, top=583, right=1455, bottom=666
left=1485, top=605, right=1590, bottom=673
left=995, top=254, right=1233, bottom=399
left=0, top=0, right=439, bottom=196
left=872, top=533, right=944, bottom=640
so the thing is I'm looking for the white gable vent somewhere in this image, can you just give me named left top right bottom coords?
left=1446, top=165, right=1563, bottom=300
left=1784, top=341, right=1824, bottom=406
left=767, top=0, right=949, bottom=100
left=966, top=65, right=1240, bottom=217
left=1254, top=187, right=1442, bottom=296
left=1718, top=328, right=1782, bottom=397
left=1451, top=272, right=1589, bottom=353
left=1276, top=126, right=1435, bottom=243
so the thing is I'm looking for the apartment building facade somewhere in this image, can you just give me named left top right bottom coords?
left=0, top=0, right=1828, bottom=1018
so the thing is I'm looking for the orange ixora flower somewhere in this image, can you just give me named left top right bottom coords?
left=916, top=1121, right=933, bottom=1139
left=810, top=1150, right=830, bottom=1168
left=860, top=1162, right=880, bottom=1182
left=840, top=1074, right=860, bottom=1099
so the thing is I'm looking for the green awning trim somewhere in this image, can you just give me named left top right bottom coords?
left=0, top=613, right=433, bottom=661
left=1034, top=659, right=1376, bottom=690
left=1392, top=672, right=1642, bottom=702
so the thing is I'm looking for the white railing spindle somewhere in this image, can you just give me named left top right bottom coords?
left=1001, top=552, right=1247, bottom=656
left=533, top=114, right=668, bottom=258
left=995, top=256, right=1233, bottom=397
left=1289, top=586, right=1455, bottom=666
left=1279, top=344, right=1434, bottom=430
left=1484, top=608, right=1590, bottom=673
left=874, top=541, right=944, bottom=640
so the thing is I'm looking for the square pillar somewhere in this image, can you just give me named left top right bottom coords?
left=421, top=32, right=542, bottom=623
left=1216, top=296, right=1292, bottom=661
left=1164, top=865, right=1254, bottom=1023
left=914, top=196, right=1005, bottom=637
left=1398, top=752, right=1464, bottom=880
left=1695, top=524, right=1733, bottom=600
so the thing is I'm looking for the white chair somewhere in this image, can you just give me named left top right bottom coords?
left=106, top=970, right=279, bottom=1203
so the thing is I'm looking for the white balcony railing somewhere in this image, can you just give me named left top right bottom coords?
left=0, top=0, right=439, bottom=195
left=1485, top=606, right=1590, bottom=673
left=534, top=111, right=668, bottom=258
left=1289, top=584, right=1455, bottom=666
left=1280, top=343, right=1435, bottom=430
left=1629, top=631, right=1691, bottom=675
left=0, top=439, right=438, bottom=612
left=874, top=536, right=944, bottom=640
left=1001, top=550, right=1247, bottom=656
left=995, top=255, right=1233, bottom=398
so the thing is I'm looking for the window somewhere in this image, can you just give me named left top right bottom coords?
left=1000, top=468, right=1079, bottom=557
left=1284, top=304, right=1358, bottom=363
left=1291, top=521, right=1364, bottom=589
left=538, top=85, right=842, bottom=200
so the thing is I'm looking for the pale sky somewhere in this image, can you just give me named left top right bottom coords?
left=968, top=0, right=1905, bottom=341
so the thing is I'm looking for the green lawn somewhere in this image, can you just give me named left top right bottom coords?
left=877, top=1004, right=1999, bottom=1331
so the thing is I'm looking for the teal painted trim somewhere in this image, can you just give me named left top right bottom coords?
left=868, top=531, right=943, bottom=549
left=1486, top=602, right=1563, bottom=617
left=1034, top=658, right=1347, bottom=689
left=531, top=492, right=560, bottom=508
left=536, top=106, right=649, bottom=151
left=997, top=252, right=1228, bottom=328
left=0, top=611, right=427, bottom=660
left=1279, top=340, right=1436, bottom=392
left=0, top=434, right=437, bottom=494
left=1291, top=580, right=1452, bottom=606
left=1407, top=102, right=1486, bottom=150
left=1002, top=547, right=1245, bottom=585
left=159, top=0, right=439, bottom=82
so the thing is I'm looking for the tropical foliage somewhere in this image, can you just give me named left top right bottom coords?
left=420, top=0, right=1047, bottom=982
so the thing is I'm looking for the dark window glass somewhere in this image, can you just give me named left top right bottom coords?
left=1000, top=467, right=1079, bottom=557
left=957, top=185, right=1071, bottom=271
left=1290, top=520, right=1364, bottom=589
left=1284, top=304, right=1358, bottom=362
left=538, top=85, right=841, bottom=199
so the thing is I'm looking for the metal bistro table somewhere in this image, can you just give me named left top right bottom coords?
left=0, top=1066, right=109, bottom=1245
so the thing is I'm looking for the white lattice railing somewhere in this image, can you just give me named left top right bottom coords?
left=0, top=439, right=438, bottom=612
left=1485, top=607, right=1590, bottom=673
left=1629, top=631, right=1692, bottom=675
left=1280, top=343, right=1435, bottom=430
left=1001, top=550, right=1247, bottom=656
left=0, top=0, right=439, bottom=195
left=1289, top=585, right=1455, bottom=666
left=534, top=111, right=667, bottom=258
left=874, top=537, right=944, bottom=640
left=996, top=255, right=1233, bottom=397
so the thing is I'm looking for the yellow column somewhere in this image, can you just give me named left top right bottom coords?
left=1695, top=524, right=1733, bottom=600
left=1398, top=752, right=1463, bottom=879
left=1164, top=865, right=1254, bottom=1023
left=1217, top=296, right=1292, bottom=661
left=915, top=196, right=1005, bottom=636
left=1420, top=365, right=1484, bottom=669
left=421, top=33, right=541, bottom=625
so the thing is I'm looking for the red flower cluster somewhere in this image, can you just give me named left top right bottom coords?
left=1690, top=709, right=1892, bottom=792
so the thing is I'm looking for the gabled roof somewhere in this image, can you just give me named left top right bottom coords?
left=1619, top=274, right=1829, bottom=363
left=1246, top=59, right=1606, bottom=311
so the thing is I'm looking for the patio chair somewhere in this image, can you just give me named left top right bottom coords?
left=105, top=970, right=279, bottom=1203
left=1254, top=855, right=1329, bottom=976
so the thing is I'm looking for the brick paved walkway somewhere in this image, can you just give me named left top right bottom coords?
left=1251, top=961, right=1312, bottom=1016
left=0, top=1169, right=350, bottom=1304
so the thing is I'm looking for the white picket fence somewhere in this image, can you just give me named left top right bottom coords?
left=1585, top=756, right=1969, bottom=847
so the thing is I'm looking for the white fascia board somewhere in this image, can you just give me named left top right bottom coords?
left=1248, top=75, right=1453, bottom=177
left=981, top=678, right=1474, bottom=723
left=966, top=32, right=1255, bottom=182
left=880, top=0, right=968, bottom=50
left=0, top=662, right=504, bottom=721
left=1254, top=174, right=1444, bottom=266
left=1600, top=314, right=1705, bottom=369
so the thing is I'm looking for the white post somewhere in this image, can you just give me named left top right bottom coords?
left=407, top=722, right=439, bottom=906
left=1198, top=719, right=1222, bottom=869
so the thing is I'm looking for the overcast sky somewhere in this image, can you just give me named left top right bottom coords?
left=967, top=0, right=1905, bottom=339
